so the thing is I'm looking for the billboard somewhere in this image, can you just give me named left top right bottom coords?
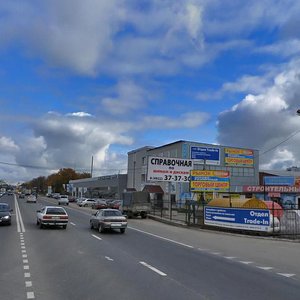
left=147, top=156, right=193, bottom=182
left=224, top=148, right=254, bottom=167
left=204, top=207, right=270, bottom=232
left=264, top=176, right=295, bottom=186
left=190, top=170, right=230, bottom=192
left=190, top=146, right=220, bottom=165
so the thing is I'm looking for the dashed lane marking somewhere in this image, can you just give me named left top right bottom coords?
left=140, top=261, right=167, bottom=277
left=257, top=266, right=273, bottom=270
left=92, top=234, right=102, bottom=241
left=277, top=273, right=296, bottom=278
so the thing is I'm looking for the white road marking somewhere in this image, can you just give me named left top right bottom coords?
left=92, top=234, right=102, bottom=241
left=277, top=273, right=296, bottom=278
left=21, top=246, right=26, bottom=249
left=27, top=291, right=35, bottom=299
left=22, top=254, right=28, bottom=258
left=105, top=256, right=114, bottom=261
left=198, top=248, right=210, bottom=251
left=257, top=266, right=273, bottom=270
left=239, top=261, right=253, bottom=265
left=14, top=195, right=25, bottom=233
left=129, top=227, right=193, bottom=249
left=23, top=259, right=29, bottom=264
left=25, top=281, right=32, bottom=288
left=22, top=250, right=26, bottom=253
left=140, top=261, right=167, bottom=277
left=212, top=252, right=221, bottom=255
left=24, top=265, right=30, bottom=270
left=24, top=273, right=31, bottom=278
left=224, top=257, right=237, bottom=260
left=70, top=222, right=76, bottom=226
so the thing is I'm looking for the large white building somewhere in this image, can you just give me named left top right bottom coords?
left=127, top=140, right=259, bottom=203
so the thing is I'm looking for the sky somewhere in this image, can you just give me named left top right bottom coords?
left=1, top=0, right=300, bottom=184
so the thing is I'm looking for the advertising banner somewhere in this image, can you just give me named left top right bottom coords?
left=264, top=176, right=294, bottom=186
left=190, top=170, right=230, bottom=192
left=147, top=156, right=193, bottom=182
left=190, top=146, right=220, bottom=165
left=204, top=207, right=270, bottom=232
left=224, top=148, right=254, bottom=167
left=243, top=185, right=300, bottom=193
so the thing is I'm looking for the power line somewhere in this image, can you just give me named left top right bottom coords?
left=260, top=129, right=300, bottom=156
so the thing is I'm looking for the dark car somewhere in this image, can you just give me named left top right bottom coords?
left=0, top=203, right=13, bottom=225
left=92, top=199, right=108, bottom=210
left=90, top=209, right=127, bottom=233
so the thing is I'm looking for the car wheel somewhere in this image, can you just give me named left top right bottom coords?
left=36, top=219, right=39, bottom=226
left=120, top=228, right=125, bottom=234
left=62, top=225, right=67, bottom=229
left=39, top=222, right=44, bottom=229
left=84, top=204, right=88, bottom=207
left=98, top=224, right=104, bottom=233
left=90, top=221, right=94, bottom=229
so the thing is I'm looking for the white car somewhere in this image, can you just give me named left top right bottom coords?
left=58, top=195, right=69, bottom=206
left=36, top=206, right=68, bottom=229
left=79, top=198, right=97, bottom=207
left=26, top=194, right=37, bottom=203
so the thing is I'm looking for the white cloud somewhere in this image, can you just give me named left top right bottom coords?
left=101, top=81, right=147, bottom=115
left=0, top=136, right=19, bottom=153
left=217, top=58, right=300, bottom=169
left=140, top=112, right=210, bottom=129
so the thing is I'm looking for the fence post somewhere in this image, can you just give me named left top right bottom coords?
left=170, top=200, right=172, bottom=221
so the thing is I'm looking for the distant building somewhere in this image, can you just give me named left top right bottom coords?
left=69, top=174, right=127, bottom=199
left=127, top=140, right=259, bottom=203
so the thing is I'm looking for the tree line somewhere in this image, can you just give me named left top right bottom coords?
left=21, top=168, right=90, bottom=194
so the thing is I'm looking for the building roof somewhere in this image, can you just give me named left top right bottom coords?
left=143, top=185, right=164, bottom=194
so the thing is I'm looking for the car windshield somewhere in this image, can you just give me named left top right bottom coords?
left=103, top=210, right=122, bottom=217
left=46, top=208, right=67, bottom=215
left=0, top=204, right=9, bottom=212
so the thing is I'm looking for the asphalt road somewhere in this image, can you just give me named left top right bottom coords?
left=1, top=194, right=300, bottom=300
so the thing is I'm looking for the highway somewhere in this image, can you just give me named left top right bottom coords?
left=1, top=194, right=300, bottom=300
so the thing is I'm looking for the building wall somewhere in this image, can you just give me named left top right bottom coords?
left=69, top=174, right=127, bottom=199
left=128, top=140, right=259, bottom=202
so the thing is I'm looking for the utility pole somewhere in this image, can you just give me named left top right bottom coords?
left=90, top=156, right=94, bottom=178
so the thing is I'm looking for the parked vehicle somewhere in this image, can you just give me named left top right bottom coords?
left=79, top=198, right=97, bottom=207
left=92, top=199, right=108, bottom=210
left=122, top=191, right=150, bottom=218
left=68, top=195, right=76, bottom=202
left=58, top=195, right=69, bottom=205
left=76, top=197, right=87, bottom=205
left=90, top=209, right=127, bottom=233
left=108, top=200, right=122, bottom=210
left=26, top=194, right=37, bottom=203
left=19, top=193, right=25, bottom=199
left=0, top=203, right=13, bottom=225
left=52, top=193, right=61, bottom=199
left=36, top=206, right=68, bottom=229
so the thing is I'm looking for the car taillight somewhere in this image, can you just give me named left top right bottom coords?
left=43, top=215, right=52, bottom=219
left=60, top=216, right=68, bottom=219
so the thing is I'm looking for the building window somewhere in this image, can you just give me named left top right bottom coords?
left=141, top=174, right=146, bottom=183
left=142, top=156, right=146, bottom=165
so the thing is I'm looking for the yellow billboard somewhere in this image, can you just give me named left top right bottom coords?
left=224, top=148, right=254, bottom=167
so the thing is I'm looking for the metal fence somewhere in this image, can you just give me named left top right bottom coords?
left=149, top=201, right=300, bottom=239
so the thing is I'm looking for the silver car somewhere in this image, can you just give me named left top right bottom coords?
left=58, top=195, right=69, bottom=205
left=36, top=206, right=68, bottom=229
left=90, top=209, right=127, bottom=233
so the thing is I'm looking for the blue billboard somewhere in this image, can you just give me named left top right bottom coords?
left=204, top=207, right=270, bottom=231
left=264, top=176, right=295, bottom=186
left=190, top=147, right=220, bottom=165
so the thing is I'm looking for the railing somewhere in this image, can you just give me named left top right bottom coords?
left=149, top=201, right=300, bottom=239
